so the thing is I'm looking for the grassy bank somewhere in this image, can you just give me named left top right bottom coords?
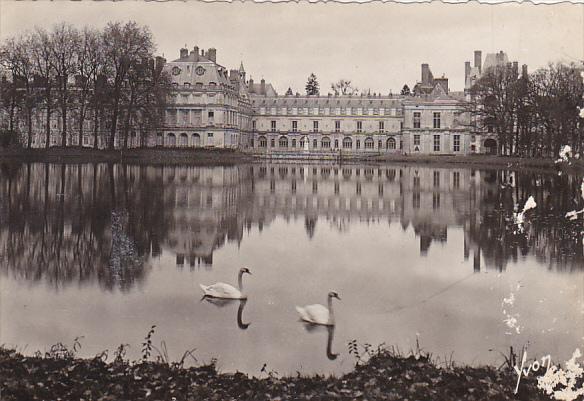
left=0, top=345, right=552, bottom=401
left=0, top=147, right=253, bottom=165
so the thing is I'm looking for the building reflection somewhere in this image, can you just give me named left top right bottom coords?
left=0, top=162, right=582, bottom=289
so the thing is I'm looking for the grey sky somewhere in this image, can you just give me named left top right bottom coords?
left=1, top=2, right=582, bottom=93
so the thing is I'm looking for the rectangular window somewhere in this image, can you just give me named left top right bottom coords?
left=433, top=193, right=441, bottom=210
left=433, top=112, right=441, bottom=129
left=208, top=132, right=214, bottom=137
left=252, top=120, right=256, bottom=130
left=413, top=192, right=420, bottom=209
left=357, top=121, right=362, bottom=133
left=413, top=112, right=421, bottom=129
left=335, top=120, right=341, bottom=132
left=292, top=120, right=298, bottom=132
left=313, top=121, right=319, bottom=132
left=413, top=134, right=420, bottom=146
left=453, top=171, right=460, bottom=189
left=379, top=121, right=385, bottom=132
left=453, top=134, right=460, bottom=152
left=208, top=111, right=214, bottom=118
left=433, top=134, right=441, bottom=152
left=271, top=120, right=276, bottom=132
left=433, top=171, right=440, bottom=187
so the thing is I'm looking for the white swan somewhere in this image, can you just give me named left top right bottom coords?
left=199, top=267, right=251, bottom=299
left=296, top=291, right=340, bottom=326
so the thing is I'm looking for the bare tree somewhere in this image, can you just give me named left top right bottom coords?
left=31, top=28, right=55, bottom=148
left=331, top=79, right=358, bottom=96
left=102, top=21, right=154, bottom=149
left=0, top=35, right=36, bottom=148
left=50, top=23, right=80, bottom=147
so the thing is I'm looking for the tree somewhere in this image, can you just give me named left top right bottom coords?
left=305, top=73, right=319, bottom=96
left=400, top=84, right=411, bottom=96
left=50, top=22, right=80, bottom=147
left=330, top=79, right=358, bottom=96
left=285, top=87, right=293, bottom=96
left=0, top=34, right=37, bottom=148
left=76, top=27, right=104, bottom=148
left=102, top=21, right=154, bottom=149
left=31, top=27, right=55, bottom=148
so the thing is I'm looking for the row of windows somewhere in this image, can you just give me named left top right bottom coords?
left=254, top=167, right=462, bottom=189
left=413, top=112, right=441, bottom=129
left=258, top=107, right=400, bottom=116
left=256, top=136, right=399, bottom=150
left=265, top=120, right=397, bottom=133
left=412, top=134, right=460, bottom=152
left=257, top=166, right=400, bottom=180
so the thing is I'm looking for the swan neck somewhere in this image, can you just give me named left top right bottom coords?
left=327, top=295, right=335, bottom=323
left=238, top=271, right=244, bottom=291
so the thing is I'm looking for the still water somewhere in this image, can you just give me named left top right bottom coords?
left=1, top=162, right=583, bottom=376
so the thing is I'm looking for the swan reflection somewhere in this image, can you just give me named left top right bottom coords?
left=301, top=324, right=338, bottom=360
left=201, top=297, right=251, bottom=330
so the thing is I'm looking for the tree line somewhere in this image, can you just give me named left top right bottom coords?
left=0, top=21, right=171, bottom=150
left=469, top=62, right=584, bottom=158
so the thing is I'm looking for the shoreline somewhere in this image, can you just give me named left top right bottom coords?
left=0, top=346, right=552, bottom=401
left=0, top=147, right=581, bottom=171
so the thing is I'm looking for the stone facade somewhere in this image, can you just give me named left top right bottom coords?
left=159, top=46, right=253, bottom=149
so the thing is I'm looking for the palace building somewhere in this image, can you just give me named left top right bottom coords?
left=4, top=45, right=509, bottom=155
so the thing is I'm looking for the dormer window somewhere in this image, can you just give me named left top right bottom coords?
left=184, top=82, right=191, bottom=88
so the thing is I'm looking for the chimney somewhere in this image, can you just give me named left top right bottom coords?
left=474, top=50, right=482, bottom=72
left=207, top=48, right=217, bottom=63
left=521, top=64, right=528, bottom=78
left=249, top=77, right=254, bottom=93
left=465, top=61, right=471, bottom=81
left=180, top=48, right=188, bottom=59
left=193, top=46, right=199, bottom=56
left=421, top=63, right=432, bottom=85
left=435, top=77, right=449, bottom=94
left=260, top=78, right=266, bottom=95
left=201, top=49, right=205, bottom=57
left=190, top=46, right=199, bottom=61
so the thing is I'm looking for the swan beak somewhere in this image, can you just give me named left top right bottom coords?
left=247, top=271, right=252, bottom=275
left=335, top=295, right=341, bottom=300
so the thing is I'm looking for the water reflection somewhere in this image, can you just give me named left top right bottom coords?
left=0, top=162, right=583, bottom=291
left=301, top=325, right=338, bottom=361
left=201, top=298, right=251, bottom=330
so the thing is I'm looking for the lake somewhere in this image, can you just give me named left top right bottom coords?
left=0, top=161, right=583, bottom=376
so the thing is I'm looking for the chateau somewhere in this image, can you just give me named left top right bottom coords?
left=160, top=45, right=477, bottom=155
left=4, top=45, right=519, bottom=155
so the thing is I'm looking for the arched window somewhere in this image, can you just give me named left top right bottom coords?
left=179, top=133, right=188, bottom=147
left=342, top=137, right=352, bottom=149
left=291, top=139, right=297, bottom=148
left=321, top=136, right=331, bottom=148
left=192, top=133, right=201, bottom=147
left=300, top=136, right=308, bottom=148
left=167, top=133, right=176, bottom=147
left=387, top=137, right=396, bottom=150
left=156, top=132, right=163, bottom=147
left=258, top=136, right=267, bottom=148
left=279, top=136, right=288, bottom=148
left=364, top=137, right=374, bottom=149
left=334, top=139, right=339, bottom=148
